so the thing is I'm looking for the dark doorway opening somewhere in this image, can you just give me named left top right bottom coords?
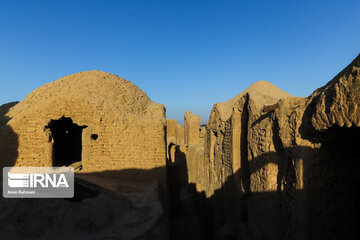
left=46, top=116, right=87, bottom=167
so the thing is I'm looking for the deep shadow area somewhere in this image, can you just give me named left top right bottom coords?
left=167, top=145, right=210, bottom=240
left=304, top=126, right=360, bottom=240
left=168, top=125, right=360, bottom=239
left=0, top=102, right=19, bottom=169
left=0, top=140, right=358, bottom=240
left=46, top=116, right=87, bottom=167
left=65, top=178, right=100, bottom=202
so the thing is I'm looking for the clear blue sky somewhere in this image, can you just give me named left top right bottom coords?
left=0, top=0, right=359, bottom=123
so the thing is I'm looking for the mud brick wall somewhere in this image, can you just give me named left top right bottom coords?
left=0, top=71, right=167, bottom=185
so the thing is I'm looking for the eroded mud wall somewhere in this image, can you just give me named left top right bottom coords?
left=180, top=54, right=360, bottom=239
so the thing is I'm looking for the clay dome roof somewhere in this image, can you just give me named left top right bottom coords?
left=214, top=81, right=293, bottom=120
left=22, top=71, right=151, bottom=114
left=4, top=71, right=160, bottom=121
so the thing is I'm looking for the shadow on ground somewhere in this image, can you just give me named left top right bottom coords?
left=0, top=100, right=359, bottom=239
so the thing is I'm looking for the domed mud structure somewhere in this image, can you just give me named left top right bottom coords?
left=0, top=71, right=166, bottom=177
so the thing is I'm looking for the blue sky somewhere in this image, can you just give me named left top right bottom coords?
left=0, top=0, right=359, bottom=123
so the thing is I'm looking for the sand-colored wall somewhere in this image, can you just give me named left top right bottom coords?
left=177, top=55, right=360, bottom=239
left=175, top=124, right=184, bottom=145
left=184, top=111, right=201, bottom=147
left=0, top=71, right=167, bottom=183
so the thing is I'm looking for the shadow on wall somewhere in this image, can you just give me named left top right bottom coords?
left=0, top=102, right=19, bottom=168
left=169, top=124, right=360, bottom=240
left=0, top=101, right=359, bottom=239
left=0, top=133, right=358, bottom=240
